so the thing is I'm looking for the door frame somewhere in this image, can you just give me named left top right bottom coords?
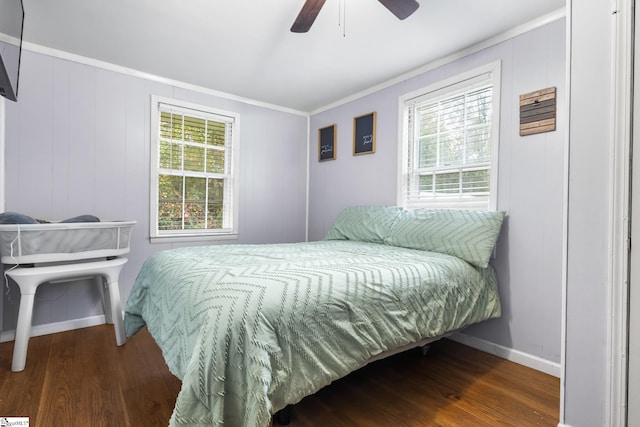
left=609, top=0, right=634, bottom=425
left=626, top=1, right=639, bottom=425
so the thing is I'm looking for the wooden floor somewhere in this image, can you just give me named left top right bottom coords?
left=0, top=324, right=559, bottom=426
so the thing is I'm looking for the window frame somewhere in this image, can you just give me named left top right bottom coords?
left=149, top=95, right=240, bottom=243
left=397, top=61, right=501, bottom=211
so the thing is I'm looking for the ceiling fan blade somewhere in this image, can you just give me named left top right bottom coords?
left=291, top=0, right=327, bottom=33
left=377, top=0, right=419, bottom=20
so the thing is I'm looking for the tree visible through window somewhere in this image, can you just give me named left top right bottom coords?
left=150, top=97, right=238, bottom=239
left=400, top=63, right=500, bottom=210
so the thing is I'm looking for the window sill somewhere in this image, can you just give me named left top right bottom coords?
left=149, top=233, right=238, bottom=244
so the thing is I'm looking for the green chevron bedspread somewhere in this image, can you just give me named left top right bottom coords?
left=124, top=239, right=501, bottom=427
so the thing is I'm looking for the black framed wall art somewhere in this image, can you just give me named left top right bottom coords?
left=318, top=124, right=336, bottom=161
left=353, top=112, right=376, bottom=155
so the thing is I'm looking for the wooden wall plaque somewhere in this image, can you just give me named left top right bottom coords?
left=519, top=87, right=556, bottom=136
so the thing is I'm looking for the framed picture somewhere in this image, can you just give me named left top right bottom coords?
left=318, top=124, right=336, bottom=161
left=353, top=112, right=376, bottom=155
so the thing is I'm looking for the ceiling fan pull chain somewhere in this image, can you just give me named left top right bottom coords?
left=338, top=0, right=346, bottom=37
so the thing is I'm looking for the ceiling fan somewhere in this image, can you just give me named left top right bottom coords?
left=291, top=0, right=419, bottom=33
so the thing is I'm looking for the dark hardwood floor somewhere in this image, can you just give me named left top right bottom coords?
left=0, top=324, right=559, bottom=426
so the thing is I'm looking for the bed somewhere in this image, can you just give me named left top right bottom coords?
left=124, top=206, right=505, bottom=427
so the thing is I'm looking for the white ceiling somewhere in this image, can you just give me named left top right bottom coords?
left=22, top=0, right=565, bottom=113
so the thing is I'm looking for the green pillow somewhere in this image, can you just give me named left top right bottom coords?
left=385, top=209, right=505, bottom=268
left=325, top=205, right=403, bottom=244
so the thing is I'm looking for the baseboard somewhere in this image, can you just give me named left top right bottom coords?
left=0, top=314, right=107, bottom=343
left=449, top=332, right=561, bottom=378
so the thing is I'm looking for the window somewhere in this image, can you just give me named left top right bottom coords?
left=398, top=62, right=501, bottom=210
left=150, top=96, right=239, bottom=241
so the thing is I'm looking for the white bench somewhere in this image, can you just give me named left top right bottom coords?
left=7, top=257, right=128, bottom=372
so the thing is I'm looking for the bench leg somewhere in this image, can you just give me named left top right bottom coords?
left=98, top=276, right=114, bottom=324
left=107, top=278, right=126, bottom=346
left=12, top=293, right=35, bottom=372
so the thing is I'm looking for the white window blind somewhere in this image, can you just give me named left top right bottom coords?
left=150, top=97, right=239, bottom=240
left=400, top=65, right=499, bottom=210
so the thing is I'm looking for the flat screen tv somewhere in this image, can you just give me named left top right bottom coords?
left=0, top=0, right=24, bottom=102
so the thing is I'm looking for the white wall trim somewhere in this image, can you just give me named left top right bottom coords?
left=18, top=8, right=566, bottom=119
left=0, top=96, right=4, bottom=213
left=311, top=7, right=566, bottom=115
left=0, top=97, right=4, bottom=335
left=0, top=314, right=108, bottom=343
left=304, top=114, right=311, bottom=242
left=608, top=0, right=634, bottom=425
left=449, top=332, right=561, bottom=378
left=20, top=41, right=308, bottom=118
left=560, top=0, right=573, bottom=423
left=14, top=9, right=566, bottom=120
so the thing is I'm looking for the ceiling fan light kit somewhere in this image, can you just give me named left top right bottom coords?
left=291, top=0, right=419, bottom=33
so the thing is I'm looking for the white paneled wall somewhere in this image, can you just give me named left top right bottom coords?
left=1, top=49, right=308, bottom=334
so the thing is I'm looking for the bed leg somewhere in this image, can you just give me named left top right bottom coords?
left=274, top=405, right=292, bottom=425
left=419, top=344, right=431, bottom=357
